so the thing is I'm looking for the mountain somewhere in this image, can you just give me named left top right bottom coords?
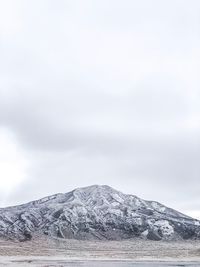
left=0, top=185, right=199, bottom=241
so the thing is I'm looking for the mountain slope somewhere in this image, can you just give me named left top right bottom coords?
left=0, top=185, right=199, bottom=241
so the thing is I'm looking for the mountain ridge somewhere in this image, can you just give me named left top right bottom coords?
left=0, top=185, right=199, bottom=242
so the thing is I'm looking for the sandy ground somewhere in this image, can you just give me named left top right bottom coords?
left=0, top=236, right=200, bottom=266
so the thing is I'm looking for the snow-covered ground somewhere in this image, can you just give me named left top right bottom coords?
left=0, top=236, right=200, bottom=266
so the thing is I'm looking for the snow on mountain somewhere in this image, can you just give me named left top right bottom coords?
left=0, top=185, right=199, bottom=241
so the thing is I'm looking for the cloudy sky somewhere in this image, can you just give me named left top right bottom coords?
left=0, top=0, right=200, bottom=219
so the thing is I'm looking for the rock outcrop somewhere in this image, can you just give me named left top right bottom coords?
left=0, top=185, right=199, bottom=241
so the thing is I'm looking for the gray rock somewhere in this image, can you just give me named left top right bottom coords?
left=0, top=185, right=199, bottom=241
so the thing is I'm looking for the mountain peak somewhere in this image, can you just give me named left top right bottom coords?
left=73, top=184, right=120, bottom=195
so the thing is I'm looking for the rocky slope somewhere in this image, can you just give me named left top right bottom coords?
left=0, top=185, right=199, bottom=241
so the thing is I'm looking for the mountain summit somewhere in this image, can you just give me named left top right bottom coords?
left=0, top=185, right=199, bottom=241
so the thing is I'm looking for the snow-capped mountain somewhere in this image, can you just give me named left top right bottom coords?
left=0, top=185, right=199, bottom=241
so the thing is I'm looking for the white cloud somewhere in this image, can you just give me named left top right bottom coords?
left=0, top=0, right=23, bottom=37
left=0, top=0, right=199, bottom=218
left=0, top=128, right=29, bottom=205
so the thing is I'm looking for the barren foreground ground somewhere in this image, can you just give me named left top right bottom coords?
left=0, top=236, right=200, bottom=266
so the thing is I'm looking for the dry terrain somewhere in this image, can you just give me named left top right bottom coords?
left=0, top=235, right=200, bottom=266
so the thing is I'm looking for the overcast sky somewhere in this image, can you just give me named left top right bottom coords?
left=0, top=0, right=200, bottom=219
